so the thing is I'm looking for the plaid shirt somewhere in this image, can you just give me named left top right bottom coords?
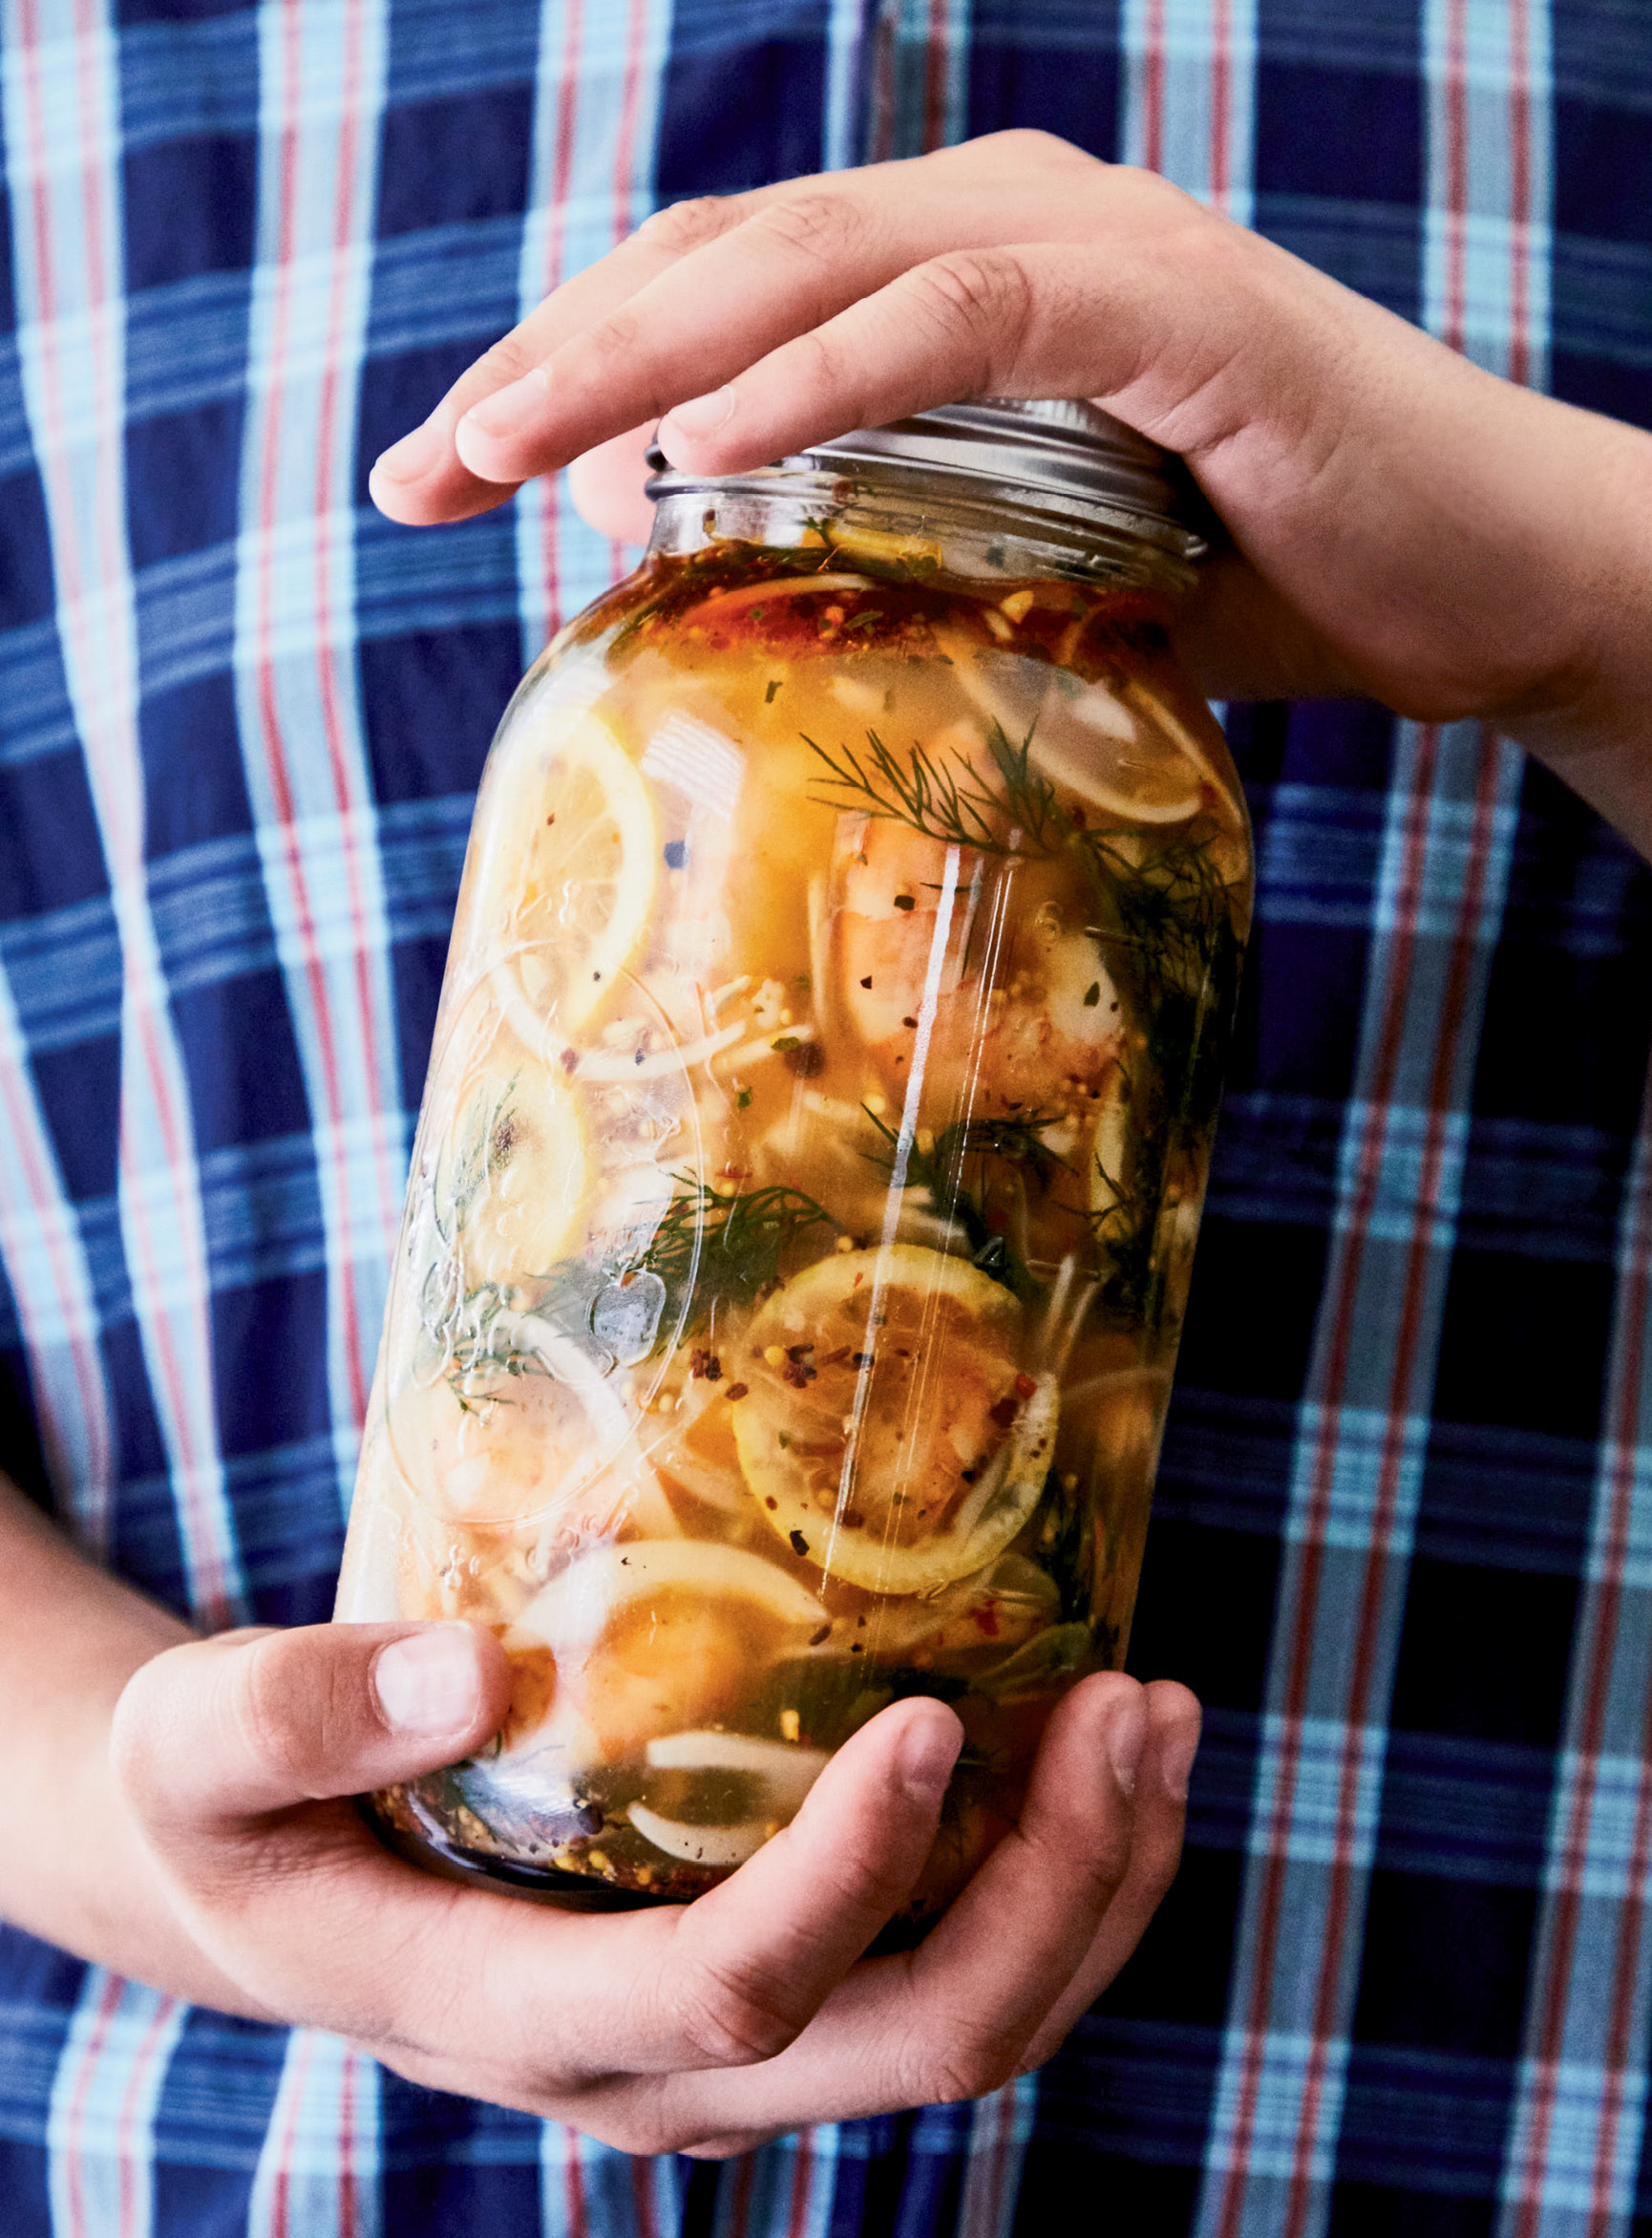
left=0, top=1, right=1649, bottom=2231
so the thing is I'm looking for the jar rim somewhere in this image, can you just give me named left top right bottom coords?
left=646, top=397, right=1206, bottom=560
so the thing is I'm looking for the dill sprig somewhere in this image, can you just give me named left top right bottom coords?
left=861, top=1107, right=1067, bottom=1297
left=864, top=1107, right=1071, bottom=1200
left=1087, top=1147, right=1163, bottom=1322
left=638, top=1176, right=836, bottom=1331
left=805, top=721, right=1065, bottom=856
left=1077, top=827, right=1236, bottom=1009
left=418, top=1268, right=547, bottom=1412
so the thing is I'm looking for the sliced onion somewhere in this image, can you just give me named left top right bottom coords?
left=627, top=1804, right=772, bottom=1866
left=713, top=1023, right=818, bottom=1072
left=574, top=1018, right=746, bottom=1081
left=516, top=1538, right=827, bottom=1657
left=646, top=1730, right=828, bottom=1805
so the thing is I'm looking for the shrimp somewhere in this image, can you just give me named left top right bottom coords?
left=505, top=1541, right=827, bottom=1766
left=832, top=815, right=1126, bottom=1119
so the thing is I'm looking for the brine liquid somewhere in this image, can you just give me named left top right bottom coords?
left=336, top=530, right=1250, bottom=1924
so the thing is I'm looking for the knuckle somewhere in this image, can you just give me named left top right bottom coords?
left=568, top=304, right=648, bottom=387
left=806, top=1833, right=917, bottom=1924
left=107, top=1663, right=170, bottom=1814
left=636, top=193, right=738, bottom=254
left=780, top=325, right=873, bottom=432
left=592, top=2107, right=682, bottom=2158
left=909, top=248, right=1035, bottom=362
left=751, top=187, right=871, bottom=266
left=669, top=1951, right=807, bottom=2069
left=922, top=2021, right=1025, bottom=2106
left=467, top=331, right=539, bottom=397
left=233, top=1637, right=348, bottom=1793
left=1112, top=162, right=1206, bottom=224
left=979, top=125, right=1092, bottom=172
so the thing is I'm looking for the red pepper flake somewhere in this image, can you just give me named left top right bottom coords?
left=840, top=1507, right=865, bottom=1528
left=544, top=812, right=556, bottom=826
left=559, top=1048, right=580, bottom=1075
left=973, top=1603, right=1002, bottom=1638
left=789, top=1529, right=810, bottom=1557
left=893, top=893, right=916, bottom=911
left=765, top=1495, right=778, bottom=1510
left=725, top=1381, right=749, bottom=1401
left=988, top=1393, right=1021, bottom=1429
left=901, top=1015, right=919, bottom=1030
left=859, top=975, right=873, bottom=989
left=783, top=1040, right=825, bottom=1077
left=1014, top=1372, right=1038, bottom=1400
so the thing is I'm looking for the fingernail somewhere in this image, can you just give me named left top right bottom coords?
left=461, top=369, right=547, bottom=443
left=371, top=415, right=447, bottom=486
left=659, top=385, right=736, bottom=445
left=1160, top=1719, right=1202, bottom=1803
left=899, top=1711, right=963, bottom=1803
left=373, top=1626, right=481, bottom=1733
left=1106, top=1691, right=1148, bottom=1798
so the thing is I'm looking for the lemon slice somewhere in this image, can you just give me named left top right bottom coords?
left=1031, top=683, right=1205, bottom=825
left=934, top=627, right=1206, bottom=827
left=437, top=1050, right=587, bottom=1290
left=473, top=704, right=658, bottom=1032
left=732, top=1244, right=1059, bottom=1593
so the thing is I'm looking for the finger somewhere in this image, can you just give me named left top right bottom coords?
left=565, top=421, right=659, bottom=543
left=368, top=189, right=766, bottom=525
left=566, top=1695, right=963, bottom=2080
left=373, top=134, right=1114, bottom=522
left=111, top=1622, right=512, bottom=1829
left=1014, top=1680, right=1200, bottom=2071
left=625, top=1673, right=1148, bottom=2143
left=449, top=159, right=1122, bottom=490
left=644, top=239, right=1190, bottom=480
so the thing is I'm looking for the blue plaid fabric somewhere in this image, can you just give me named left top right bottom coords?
left=0, top=1, right=1649, bottom=2232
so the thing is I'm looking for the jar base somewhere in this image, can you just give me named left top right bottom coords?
left=358, top=1791, right=680, bottom=1911
left=359, top=1790, right=942, bottom=1947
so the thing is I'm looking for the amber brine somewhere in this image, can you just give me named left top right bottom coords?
left=335, top=400, right=1253, bottom=1926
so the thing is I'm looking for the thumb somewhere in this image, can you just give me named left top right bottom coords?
left=111, top=1621, right=511, bottom=1831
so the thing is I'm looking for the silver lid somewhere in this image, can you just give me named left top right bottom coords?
left=649, top=397, right=1202, bottom=557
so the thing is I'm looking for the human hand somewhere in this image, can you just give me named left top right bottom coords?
left=110, top=1618, right=1197, bottom=2152
left=369, top=130, right=1652, bottom=850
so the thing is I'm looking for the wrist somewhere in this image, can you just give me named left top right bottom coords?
left=0, top=1486, right=269, bottom=2014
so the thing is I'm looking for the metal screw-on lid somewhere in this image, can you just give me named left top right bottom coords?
left=795, top=398, right=1200, bottom=554
left=648, top=397, right=1203, bottom=558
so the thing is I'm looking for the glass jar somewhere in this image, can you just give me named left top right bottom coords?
left=335, top=399, right=1252, bottom=1927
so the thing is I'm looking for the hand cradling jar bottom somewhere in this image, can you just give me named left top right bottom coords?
left=334, top=399, right=1253, bottom=1935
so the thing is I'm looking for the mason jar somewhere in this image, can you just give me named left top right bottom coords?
left=335, top=399, right=1252, bottom=1927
